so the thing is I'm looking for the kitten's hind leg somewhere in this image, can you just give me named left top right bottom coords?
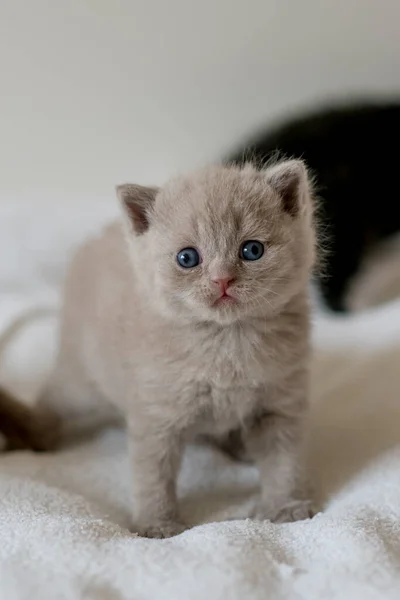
left=37, top=370, right=122, bottom=444
left=202, top=429, right=253, bottom=463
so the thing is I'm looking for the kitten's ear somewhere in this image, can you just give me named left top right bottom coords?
left=116, top=184, right=158, bottom=234
left=266, top=159, right=311, bottom=217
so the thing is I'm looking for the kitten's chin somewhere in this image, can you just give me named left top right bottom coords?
left=161, top=292, right=285, bottom=326
left=161, top=294, right=275, bottom=326
left=168, top=298, right=243, bottom=326
left=204, top=299, right=248, bottom=325
left=188, top=294, right=276, bottom=325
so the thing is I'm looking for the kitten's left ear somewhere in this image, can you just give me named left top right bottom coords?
left=266, top=159, right=311, bottom=217
left=116, top=184, right=159, bottom=234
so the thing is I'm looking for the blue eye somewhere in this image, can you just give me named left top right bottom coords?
left=240, top=240, right=264, bottom=261
left=177, top=247, right=200, bottom=268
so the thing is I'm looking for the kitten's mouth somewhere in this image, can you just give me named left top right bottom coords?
left=214, top=293, right=236, bottom=305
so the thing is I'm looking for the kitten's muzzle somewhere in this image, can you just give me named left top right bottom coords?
left=212, top=277, right=235, bottom=297
left=211, top=277, right=237, bottom=305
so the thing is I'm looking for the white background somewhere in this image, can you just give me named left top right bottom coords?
left=1, top=0, right=400, bottom=201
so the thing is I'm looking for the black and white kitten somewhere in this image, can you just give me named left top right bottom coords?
left=228, top=101, right=400, bottom=312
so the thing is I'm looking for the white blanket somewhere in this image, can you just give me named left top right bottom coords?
left=1, top=198, right=400, bottom=600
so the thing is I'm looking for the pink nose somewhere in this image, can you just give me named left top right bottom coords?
left=212, top=277, right=234, bottom=294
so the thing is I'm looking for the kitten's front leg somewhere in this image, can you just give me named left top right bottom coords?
left=246, top=402, right=314, bottom=524
left=128, top=419, right=186, bottom=538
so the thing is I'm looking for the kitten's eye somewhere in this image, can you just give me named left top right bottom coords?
left=240, top=240, right=264, bottom=261
left=177, top=247, right=201, bottom=268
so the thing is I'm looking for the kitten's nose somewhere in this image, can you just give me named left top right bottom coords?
left=212, top=277, right=234, bottom=295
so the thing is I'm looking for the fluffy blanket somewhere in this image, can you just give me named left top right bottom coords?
left=1, top=197, right=400, bottom=600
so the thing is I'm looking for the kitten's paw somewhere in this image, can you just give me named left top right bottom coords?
left=131, top=520, right=188, bottom=539
left=251, top=499, right=315, bottom=524
left=272, top=499, right=316, bottom=523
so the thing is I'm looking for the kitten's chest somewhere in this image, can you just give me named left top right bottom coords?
left=191, top=324, right=272, bottom=385
left=191, top=380, right=265, bottom=435
left=183, top=326, right=272, bottom=432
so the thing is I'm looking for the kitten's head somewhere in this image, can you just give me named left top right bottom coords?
left=117, top=160, right=316, bottom=325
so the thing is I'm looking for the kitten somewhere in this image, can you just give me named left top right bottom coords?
left=0, top=387, right=58, bottom=451
left=228, top=101, right=400, bottom=312
left=38, top=160, right=316, bottom=538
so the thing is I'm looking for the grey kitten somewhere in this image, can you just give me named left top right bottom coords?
left=38, top=160, right=316, bottom=538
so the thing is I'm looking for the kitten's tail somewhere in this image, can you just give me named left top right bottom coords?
left=0, top=386, right=60, bottom=451
left=0, top=303, right=60, bottom=451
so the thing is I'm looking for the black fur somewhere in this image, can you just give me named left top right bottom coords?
left=228, top=102, right=400, bottom=312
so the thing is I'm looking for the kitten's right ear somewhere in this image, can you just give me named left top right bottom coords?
left=265, top=159, right=311, bottom=217
left=116, top=184, right=158, bottom=235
